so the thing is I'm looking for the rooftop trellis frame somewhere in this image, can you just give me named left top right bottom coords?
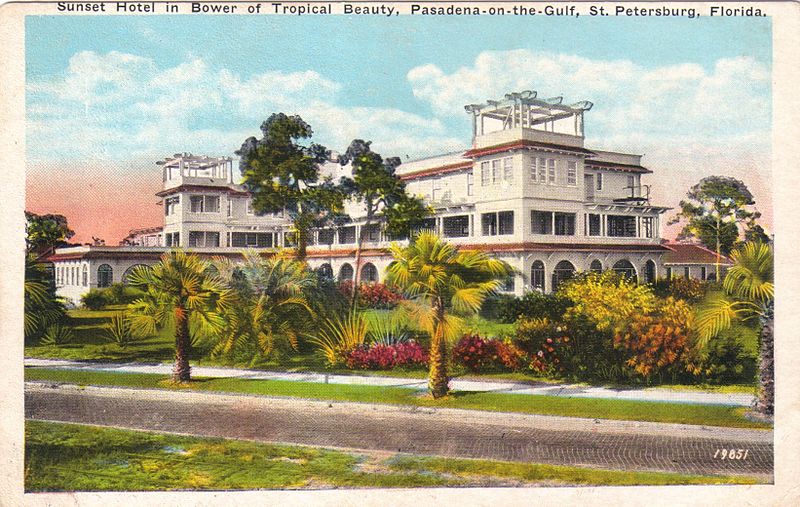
left=464, top=90, right=593, bottom=141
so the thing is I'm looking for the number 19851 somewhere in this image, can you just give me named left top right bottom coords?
left=714, top=448, right=749, bottom=460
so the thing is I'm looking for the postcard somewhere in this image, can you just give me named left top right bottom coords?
left=2, top=1, right=798, bottom=505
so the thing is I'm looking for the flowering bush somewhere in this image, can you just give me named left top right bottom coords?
left=653, top=276, right=708, bottom=303
left=346, top=341, right=428, bottom=370
left=515, top=318, right=569, bottom=375
left=453, top=334, right=498, bottom=372
left=338, top=281, right=405, bottom=309
left=496, top=339, right=528, bottom=371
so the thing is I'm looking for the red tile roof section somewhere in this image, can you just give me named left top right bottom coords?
left=663, top=243, right=732, bottom=265
left=156, top=184, right=251, bottom=198
left=399, top=161, right=473, bottom=181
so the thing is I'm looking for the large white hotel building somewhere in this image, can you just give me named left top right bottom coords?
left=49, top=91, right=724, bottom=305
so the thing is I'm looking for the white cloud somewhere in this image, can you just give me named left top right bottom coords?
left=27, top=51, right=462, bottom=164
left=406, top=50, right=770, bottom=144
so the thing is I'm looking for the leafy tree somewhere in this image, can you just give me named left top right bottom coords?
left=386, top=232, right=513, bottom=398
left=668, top=176, right=765, bottom=280
left=338, top=139, right=431, bottom=309
left=236, top=114, right=347, bottom=260
left=696, top=242, right=774, bottom=417
left=25, top=212, right=75, bottom=254
left=126, top=251, right=231, bottom=382
left=211, top=251, right=316, bottom=363
left=24, top=254, right=67, bottom=343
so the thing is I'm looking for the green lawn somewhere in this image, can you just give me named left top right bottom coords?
left=25, top=420, right=760, bottom=491
left=25, top=368, right=771, bottom=429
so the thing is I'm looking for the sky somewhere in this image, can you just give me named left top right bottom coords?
left=25, top=14, right=773, bottom=244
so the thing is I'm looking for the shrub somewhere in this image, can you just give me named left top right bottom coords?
left=309, top=313, right=369, bottom=366
left=613, top=297, right=695, bottom=378
left=653, top=277, right=708, bottom=303
left=40, top=323, right=74, bottom=346
left=346, top=341, right=428, bottom=370
left=339, top=281, right=404, bottom=309
left=693, top=333, right=758, bottom=384
left=453, top=334, right=529, bottom=373
left=104, top=313, right=137, bottom=348
left=479, top=293, right=516, bottom=321
left=80, top=289, right=107, bottom=310
left=363, top=310, right=410, bottom=346
left=495, top=292, right=571, bottom=323
left=496, top=339, right=528, bottom=371
left=515, top=318, right=569, bottom=376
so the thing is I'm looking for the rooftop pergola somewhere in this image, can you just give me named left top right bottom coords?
left=157, top=153, right=234, bottom=181
left=464, top=91, right=593, bottom=139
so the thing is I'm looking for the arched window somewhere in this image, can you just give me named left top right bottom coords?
left=644, top=260, right=656, bottom=284
left=552, top=260, right=575, bottom=291
left=82, top=265, right=88, bottom=287
left=590, top=259, right=603, bottom=273
left=317, top=263, right=334, bottom=280
left=531, top=261, right=545, bottom=292
left=122, top=264, right=151, bottom=284
left=338, top=263, right=354, bottom=282
left=97, top=264, right=113, bottom=288
left=613, top=259, right=637, bottom=282
left=360, top=263, right=378, bottom=283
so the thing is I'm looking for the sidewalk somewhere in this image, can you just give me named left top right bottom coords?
left=24, top=357, right=756, bottom=407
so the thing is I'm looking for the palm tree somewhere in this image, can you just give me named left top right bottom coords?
left=24, top=254, right=67, bottom=342
left=696, top=242, right=774, bottom=417
left=211, top=251, right=316, bottom=361
left=386, top=231, right=513, bottom=398
left=126, top=251, right=231, bottom=382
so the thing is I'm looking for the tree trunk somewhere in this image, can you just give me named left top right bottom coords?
left=715, top=216, right=721, bottom=282
left=173, top=307, right=191, bottom=382
left=755, top=315, right=774, bottom=416
left=296, top=227, right=307, bottom=261
left=428, top=298, right=449, bottom=398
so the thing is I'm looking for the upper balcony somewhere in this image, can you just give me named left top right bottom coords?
left=465, top=91, right=593, bottom=150
left=158, top=153, right=234, bottom=191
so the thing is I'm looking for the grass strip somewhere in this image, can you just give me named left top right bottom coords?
left=25, top=367, right=771, bottom=429
left=25, top=420, right=761, bottom=491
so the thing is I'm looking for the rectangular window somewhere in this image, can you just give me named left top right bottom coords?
left=231, top=232, right=273, bottom=248
left=684, top=267, right=690, bottom=280
left=338, top=226, right=356, bottom=244
left=502, top=275, right=515, bottom=292
left=481, top=213, right=497, bottom=236
left=318, top=229, right=335, bottom=245
left=165, top=196, right=179, bottom=216
left=641, top=216, right=655, bottom=238
left=588, top=214, right=602, bottom=236
left=596, top=173, right=603, bottom=191
left=481, top=162, right=490, bottom=186
left=188, top=231, right=220, bottom=248
left=537, top=158, right=547, bottom=182
left=491, top=159, right=501, bottom=184
left=467, top=171, right=474, bottom=196
left=666, top=267, right=672, bottom=279
left=607, top=215, right=637, bottom=237
left=246, top=199, right=254, bottom=215
left=365, top=224, right=381, bottom=242
left=567, top=161, right=577, bottom=186
left=226, top=198, right=233, bottom=218
left=548, top=159, right=556, bottom=184
left=531, top=211, right=553, bottom=235
left=529, top=157, right=537, bottom=182
left=701, top=266, right=707, bottom=280
left=498, top=211, right=514, bottom=235
left=442, top=215, right=470, bottom=238
left=503, top=157, right=513, bottom=182
left=554, top=213, right=575, bottom=236
left=165, top=232, right=180, bottom=247
left=432, top=178, right=442, bottom=201
left=627, top=175, right=636, bottom=194
left=190, top=195, right=220, bottom=213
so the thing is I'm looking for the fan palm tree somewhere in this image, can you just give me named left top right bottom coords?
left=24, top=254, right=67, bottom=342
left=696, top=242, right=774, bottom=417
left=386, top=231, right=513, bottom=398
left=126, top=251, right=231, bottom=382
left=211, top=251, right=316, bottom=361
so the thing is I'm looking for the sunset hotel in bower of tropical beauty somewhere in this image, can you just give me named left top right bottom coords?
left=47, top=91, right=729, bottom=305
